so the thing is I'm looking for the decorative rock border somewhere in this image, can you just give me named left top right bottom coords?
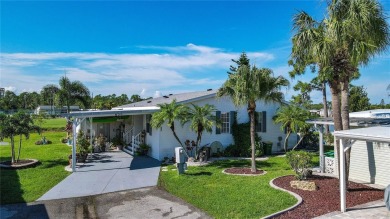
left=0, top=159, right=40, bottom=169
left=222, top=168, right=267, bottom=176
left=261, top=176, right=303, bottom=219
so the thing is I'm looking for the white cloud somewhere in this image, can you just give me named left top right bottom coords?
left=5, top=86, right=17, bottom=92
left=0, top=44, right=276, bottom=96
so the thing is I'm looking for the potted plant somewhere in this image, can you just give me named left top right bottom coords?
left=96, top=134, right=106, bottom=152
left=111, top=136, right=124, bottom=150
left=76, top=131, right=91, bottom=162
left=137, top=143, right=150, bottom=156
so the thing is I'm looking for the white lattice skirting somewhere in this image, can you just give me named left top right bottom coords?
left=325, top=157, right=335, bottom=174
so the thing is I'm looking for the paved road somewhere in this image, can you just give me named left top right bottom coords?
left=0, top=187, right=211, bottom=219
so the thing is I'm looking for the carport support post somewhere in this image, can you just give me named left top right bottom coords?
left=72, top=120, right=77, bottom=172
left=318, top=125, right=324, bottom=173
left=90, top=117, right=93, bottom=155
left=339, top=138, right=346, bottom=212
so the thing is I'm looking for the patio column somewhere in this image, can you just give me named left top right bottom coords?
left=339, top=138, right=346, bottom=212
left=318, top=125, right=324, bottom=173
left=72, top=120, right=77, bottom=172
left=90, top=117, right=93, bottom=155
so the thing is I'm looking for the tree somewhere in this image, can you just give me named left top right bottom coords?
left=150, top=99, right=189, bottom=156
left=186, top=104, right=217, bottom=159
left=290, top=0, right=389, bottom=183
left=349, top=85, right=370, bottom=112
left=130, top=94, right=143, bottom=103
left=14, top=112, right=37, bottom=162
left=218, top=60, right=289, bottom=172
left=292, top=81, right=312, bottom=108
left=0, top=112, right=36, bottom=163
left=41, top=84, right=59, bottom=115
left=58, top=76, right=90, bottom=113
left=310, top=76, right=330, bottom=133
left=273, top=105, right=312, bottom=151
left=227, top=52, right=250, bottom=75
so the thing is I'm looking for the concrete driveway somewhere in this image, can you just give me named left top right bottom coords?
left=38, top=151, right=161, bottom=201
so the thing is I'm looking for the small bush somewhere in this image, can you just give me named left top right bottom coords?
left=286, top=150, right=313, bottom=180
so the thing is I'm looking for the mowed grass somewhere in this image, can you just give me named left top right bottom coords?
left=158, top=157, right=297, bottom=218
left=0, top=131, right=71, bottom=204
left=38, top=117, right=67, bottom=131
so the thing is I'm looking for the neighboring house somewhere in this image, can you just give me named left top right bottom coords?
left=309, top=109, right=390, bottom=187
left=35, top=105, right=80, bottom=115
left=67, top=89, right=297, bottom=161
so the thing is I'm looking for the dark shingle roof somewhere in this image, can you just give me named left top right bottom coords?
left=113, top=89, right=217, bottom=109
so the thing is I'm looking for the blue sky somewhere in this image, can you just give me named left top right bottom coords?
left=1, top=1, right=389, bottom=104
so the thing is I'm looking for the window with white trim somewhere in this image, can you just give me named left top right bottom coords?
left=221, top=112, right=230, bottom=133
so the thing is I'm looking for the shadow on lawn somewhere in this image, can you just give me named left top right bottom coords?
left=207, top=158, right=274, bottom=170
left=40, top=159, right=68, bottom=169
left=0, top=157, right=25, bottom=205
left=184, top=171, right=213, bottom=176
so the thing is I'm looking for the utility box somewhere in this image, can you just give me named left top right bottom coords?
left=175, top=147, right=186, bottom=163
left=175, top=147, right=186, bottom=174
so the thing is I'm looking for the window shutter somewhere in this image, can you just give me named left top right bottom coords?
left=229, top=111, right=236, bottom=134
left=216, top=111, right=221, bottom=134
left=255, top=112, right=262, bottom=132
left=262, top=111, right=267, bottom=132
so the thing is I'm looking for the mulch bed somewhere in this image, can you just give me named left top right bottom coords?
left=0, top=159, right=40, bottom=169
left=272, top=175, right=384, bottom=219
left=224, top=167, right=264, bottom=175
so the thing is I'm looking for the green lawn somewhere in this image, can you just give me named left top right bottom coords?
left=38, top=117, right=67, bottom=131
left=0, top=131, right=71, bottom=204
left=158, top=157, right=297, bottom=218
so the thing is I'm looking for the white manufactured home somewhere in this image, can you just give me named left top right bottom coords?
left=66, top=89, right=297, bottom=161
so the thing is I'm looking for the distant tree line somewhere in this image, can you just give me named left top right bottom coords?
left=0, top=76, right=147, bottom=113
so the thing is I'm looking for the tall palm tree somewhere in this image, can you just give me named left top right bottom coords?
left=186, top=104, right=217, bottom=159
left=41, top=84, right=59, bottom=115
left=150, top=99, right=189, bottom=156
left=290, top=0, right=389, bottom=182
left=218, top=65, right=289, bottom=172
left=273, top=105, right=312, bottom=152
left=58, top=76, right=90, bottom=113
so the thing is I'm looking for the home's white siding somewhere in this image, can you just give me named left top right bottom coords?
left=349, top=140, right=390, bottom=187
left=155, top=96, right=297, bottom=160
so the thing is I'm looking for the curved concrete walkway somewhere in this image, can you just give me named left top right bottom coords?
left=38, top=151, right=160, bottom=201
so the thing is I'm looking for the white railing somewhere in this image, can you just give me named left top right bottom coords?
left=131, top=131, right=143, bottom=155
left=123, top=126, right=133, bottom=145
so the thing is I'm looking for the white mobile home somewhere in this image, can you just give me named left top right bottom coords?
left=66, top=89, right=297, bottom=161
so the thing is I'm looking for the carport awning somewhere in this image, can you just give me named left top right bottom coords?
left=61, top=106, right=160, bottom=119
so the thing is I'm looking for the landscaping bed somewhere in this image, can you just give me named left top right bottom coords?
left=272, top=175, right=384, bottom=219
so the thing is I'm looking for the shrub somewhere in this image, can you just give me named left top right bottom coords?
left=230, top=118, right=262, bottom=157
left=286, top=150, right=313, bottom=180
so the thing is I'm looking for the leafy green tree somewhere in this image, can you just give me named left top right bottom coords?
left=150, top=99, right=189, bottom=156
left=0, top=91, right=19, bottom=110
left=0, top=112, right=36, bottom=163
left=41, top=84, right=59, bottom=114
left=349, top=85, right=370, bottom=112
left=218, top=63, right=289, bottom=172
left=130, top=94, right=143, bottom=103
left=58, top=76, right=90, bottom=113
left=14, top=112, right=37, bottom=162
left=186, top=104, right=218, bottom=159
left=227, top=52, right=250, bottom=74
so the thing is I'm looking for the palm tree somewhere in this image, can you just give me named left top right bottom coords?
left=41, top=84, right=59, bottom=115
left=58, top=76, right=90, bottom=113
left=290, top=0, right=389, bottom=182
left=14, top=112, right=36, bottom=162
left=150, top=99, right=189, bottom=156
left=186, top=104, right=218, bottom=159
left=218, top=65, right=289, bottom=172
left=273, top=105, right=312, bottom=151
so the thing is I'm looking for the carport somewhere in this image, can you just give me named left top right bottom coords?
left=334, top=126, right=390, bottom=212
